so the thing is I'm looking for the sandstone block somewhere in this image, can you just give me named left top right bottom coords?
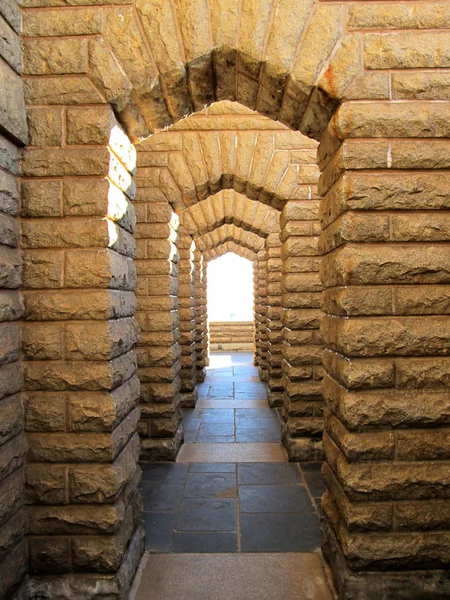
left=69, top=434, right=139, bottom=504
left=23, top=7, right=102, bottom=36
left=66, top=106, right=117, bottom=146
left=0, top=170, right=18, bottom=217
left=0, top=59, right=27, bottom=144
left=27, top=107, right=63, bottom=147
left=0, top=393, right=22, bottom=446
left=25, top=464, right=67, bottom=505
left=365, top=31, right=450, bottom=70
left=29, top=537, right=70, bottom=574
left=24, top=76, right=104, bottom=106
left=331, top=101, right=450, bottom=139
left=23, top=38, right=87, bottom=75
left=0, top=15, right=21, bottom=73
left=21, top=179, right=61, bottom=218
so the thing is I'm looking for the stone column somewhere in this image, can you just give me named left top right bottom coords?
left=21, top=105, right=143, bottom=596
left=266, top=233, right=283, bottom=407
left=253, top=259, right=261, bottom=366
left=319, top=101, right=450, bottom=598
left=178, top=233, right=198, bottom=407
left=0, top=5, right=27, bottom=595
left=194, top=250, right=207, bottom=381
left=202, top=260, right=210, bottom=367
left=280, top=199, right=324, bottom=461
left=256, top=249, right=269, bottom=382
left=134, top=187, right=183, bottom=461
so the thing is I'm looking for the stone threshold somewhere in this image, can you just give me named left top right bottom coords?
left=176, top=442, right=287, bottom=463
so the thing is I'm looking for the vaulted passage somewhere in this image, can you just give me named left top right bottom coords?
left=133, top=352, right=332, bottom=600
left=1, top=1, right=450, bottom=599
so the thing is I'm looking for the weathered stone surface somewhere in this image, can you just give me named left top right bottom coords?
left=24, top=76, right=105, bottom=106
left=23, top=37, right=87, bottom=75
left=0, top=14, right=21, bottom=73
left=365, top=31, right=450, bottom=70
left=0, top=60, right=27, bottom=144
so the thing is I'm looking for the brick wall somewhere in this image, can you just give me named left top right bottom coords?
left=0, top=1, right=28, bottom=598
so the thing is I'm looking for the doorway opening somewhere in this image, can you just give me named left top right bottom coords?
left=207, top=253, right=255, bottom=355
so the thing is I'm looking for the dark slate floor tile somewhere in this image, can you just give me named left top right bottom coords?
left=208, top=390, right=234, bottom=399
left=304, top=471, right=327, bottom=499
left=182, top=409, right=203, bottom=419
left=189, top=463, right=236, bottom=473
left=183, top=418, right=201, bottom=431
left=197, top=384, right=210, bottom=399
left=144, top=513, right=176, bottom=552
left=176, top=497, right=237, bottom=531
left=238, top=484, right=314, bottom=513
left=171, top=532, right=237, bottom=553
left=141, top=483, right=183, bottom=512
left=301, top=461, right=323, bottom=473
left=233, top=366, right=258, bottom=374
left=184, top=472, right=237, bottom=498
left=234, top=383, right=266, bottom=391
left=235, top=418, right=281, bottom=432
left=234, top=392, right=267, bottom=401
left=201, top=409, right=235, bottom=423
left=235, top=408, right=277, bottom=419
left=240, top=513, right=322, bottom=552
left=198, top=422, right=235, bottom=436
left=237, top=463, right=302, bottom=485
left=140, top=463, right=188, bottom=484
left=184, top=430, right=197, bottom=442
left=236, top=429, right=280, bottom=442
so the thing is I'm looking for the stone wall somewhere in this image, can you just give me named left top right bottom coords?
left=3, top=2, right=449, bottom=598
left=209, top=321, right=254, bottom=352
left=0, top=2, right=27, bottom=598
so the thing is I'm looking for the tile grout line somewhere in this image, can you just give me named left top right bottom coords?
left=236, top=462, right=242, bottom=553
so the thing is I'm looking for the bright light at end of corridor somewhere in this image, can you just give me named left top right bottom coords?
left=207, top=253, right=254, bottom=321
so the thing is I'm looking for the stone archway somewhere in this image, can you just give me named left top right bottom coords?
left=0, top=2, right=446, bottom=598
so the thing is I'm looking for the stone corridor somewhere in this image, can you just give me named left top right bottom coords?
left=1, top=1, right=450, bottom=598
left=132, top=352, right=332, bottom=599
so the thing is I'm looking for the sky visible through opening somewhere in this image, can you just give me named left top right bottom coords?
left=207, top=253, right=254, bottom=321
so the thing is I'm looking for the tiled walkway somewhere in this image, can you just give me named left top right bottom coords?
left=132, top=353, right=334, bottom=600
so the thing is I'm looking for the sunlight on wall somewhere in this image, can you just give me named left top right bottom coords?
left=207, top=253, right=254, bottom=321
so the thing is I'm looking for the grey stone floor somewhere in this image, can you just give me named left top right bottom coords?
left=134, top=353, right=334, bottom=599
left=140, top=353, right=325, bottom=554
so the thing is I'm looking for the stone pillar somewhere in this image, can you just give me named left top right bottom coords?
left=134, top=189, right=183, bottom=461
left=256, top=250, right=269, bottom=382
left=0, top=3, right=27, bottom=595
left=253, top=259, right=261, bottom=366
left=266, top=233, right=283, bottom=407
left=319, top=102, right=450, bottom=598
left=280, top=199, right=324, bottom=461
left=203, top=260, right=210, bottom=367
left=178, top=233, right=198, bottom=407
left=21, top=105, right=143, bottom=596
left=194, top=250, right=207, bottom=381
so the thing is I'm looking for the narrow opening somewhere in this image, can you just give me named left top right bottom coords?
left=207, top=253, right=255, bottom=357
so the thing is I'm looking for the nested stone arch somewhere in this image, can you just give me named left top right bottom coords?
left=136, top=114, right=320, bottom=213
left=22, top=1, right=367, bottom=140
left=179, top=190, right=279, bottom=239
left=194, top=223, right=266, bottom=255
left=203, top=242, right=256, bottom=263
